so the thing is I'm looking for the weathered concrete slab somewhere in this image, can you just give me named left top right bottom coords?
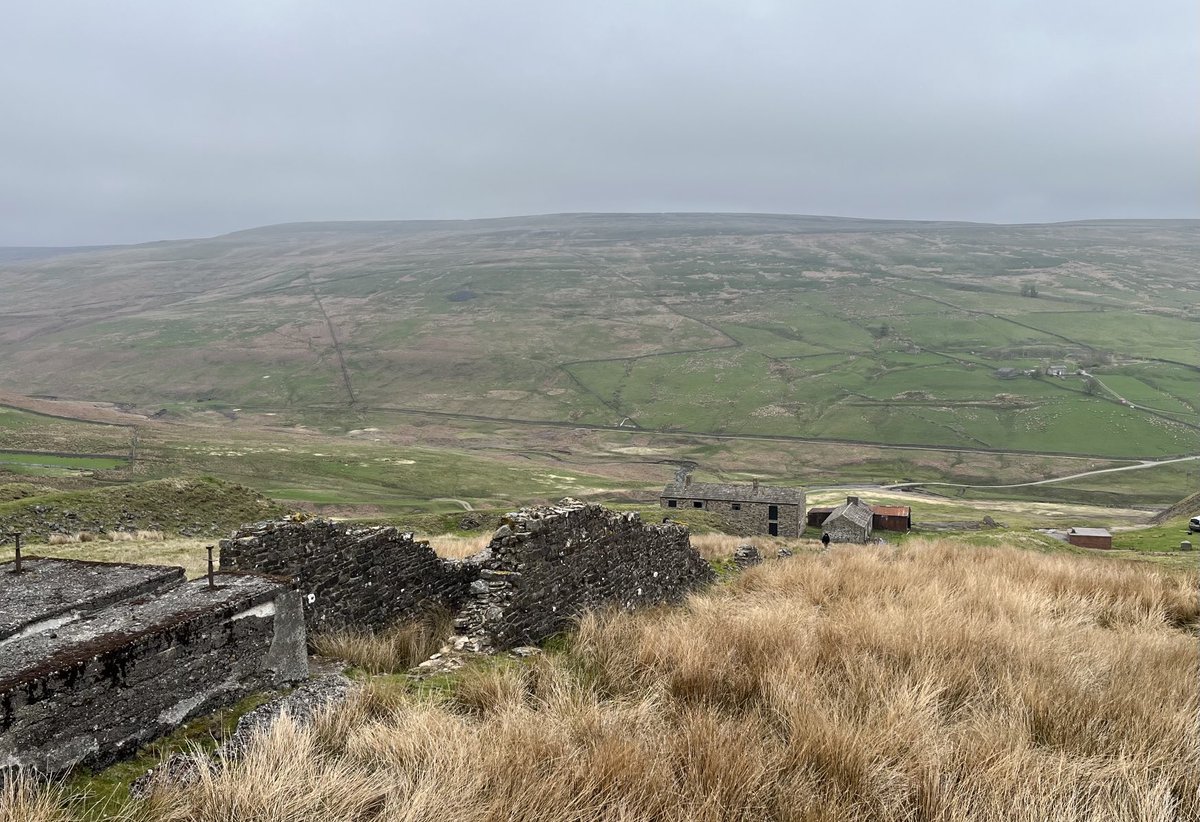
left=1, top=572, right=307, bottom=773
left=0, top=557, right=185, bottom=641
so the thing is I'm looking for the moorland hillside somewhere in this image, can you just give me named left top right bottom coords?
left=2, top=214, right=1198, bottom=460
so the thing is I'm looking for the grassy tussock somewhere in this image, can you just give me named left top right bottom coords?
left=426, top=533, right=492, bottom=559
left=9, top=540, right=1199, bottom=821
left=687, top=532, right=819, bottom=560
left=311, top=610, right=454, bottom=674
left=0, top=775, right=77, bottom=822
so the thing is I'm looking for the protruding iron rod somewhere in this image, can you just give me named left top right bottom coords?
left=206, top=545, right=215, bottom=588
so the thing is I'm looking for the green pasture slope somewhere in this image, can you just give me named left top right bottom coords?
left=0, top=215, right=1196, bottom=462
left=0, top=405, right=133, bottom=475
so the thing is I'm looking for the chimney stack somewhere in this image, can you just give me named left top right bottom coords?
left=752, top=479, right=760, bottom=493
left=847, top=495, right=859, bottom=505
left=684, top=474, right=692, bottom=487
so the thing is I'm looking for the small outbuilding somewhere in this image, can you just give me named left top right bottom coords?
left=807, top=507, right=835, bottom=527
left=1067, top=527, right=1112, bottom=549
left=871, top=505, right=912, bottom=532
left=821, top=496, right=874, bottom=543
left=660, top=477, right=805, bottom=537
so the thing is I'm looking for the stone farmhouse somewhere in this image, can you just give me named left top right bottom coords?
left=660, top=477, right=805, bottom=537
left=820, top=496, right=875, bottom=543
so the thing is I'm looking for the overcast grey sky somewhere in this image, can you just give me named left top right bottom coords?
left=1, top=0, right=1196, bottom=245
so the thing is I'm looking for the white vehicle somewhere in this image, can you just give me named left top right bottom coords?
left=1190, top=516, right=1200, bottom=534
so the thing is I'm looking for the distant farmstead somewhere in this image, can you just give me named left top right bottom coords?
left=1067, top=527, right=1112, bottom=550
left=660, top=478, right=805, bottom=537
left=820, top=496, right=875, bottom=543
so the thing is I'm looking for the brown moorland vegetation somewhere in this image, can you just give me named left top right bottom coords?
left=7, top=539, right=1199, bottom=821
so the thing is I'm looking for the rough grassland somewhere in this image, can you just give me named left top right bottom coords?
left=18, top=539, right=1195, bottom=822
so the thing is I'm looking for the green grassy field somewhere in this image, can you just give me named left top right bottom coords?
left=0, top=452, right=127, bottom=470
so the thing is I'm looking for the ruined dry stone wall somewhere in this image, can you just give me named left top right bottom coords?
left=455, top=501, right=714, bottom=650
left=220, top=520, right=476, bottom=635
left=1, top=571, right=306, bottom=774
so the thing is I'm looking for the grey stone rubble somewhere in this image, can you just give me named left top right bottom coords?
left=733, top=544, right=763, bottom=568
left=1, top=559, right=308, bottom=774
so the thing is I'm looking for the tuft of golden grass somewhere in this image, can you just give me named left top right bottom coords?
left=11, top=539, right=1199, bottom=821
left=311, top=610, right=455, bottom=675
left=687, top=532, right=819, bottom=560
left=426, top=533, right=492, bottom=559
left=0, top=775, right=79, bottom=822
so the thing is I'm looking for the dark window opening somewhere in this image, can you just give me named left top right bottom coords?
left=769, top=522, right=779, bottom=536
left=667, top=499, right=677, bottom=508
left=768, top=505, right=779, bottom=520
left=731, top=503, right=741, bottom=511
left=693, top=500, right=703, bottom=508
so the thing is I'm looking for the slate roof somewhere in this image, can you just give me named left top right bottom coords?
left=1068, top=527, right=1111, bottom=538
left=660, top=481, right=804, bottom=505
left=825, top=498, right=873, bottom=528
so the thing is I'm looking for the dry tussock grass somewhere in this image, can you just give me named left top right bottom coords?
left=427, top=533, right=492, bottom=559
left=687, top=532, right=818, bottom=560
left=9, top=539, right=1199, bottom=821
left=311, top=609, right=454, bottom=674
left=0, top=775, right=77, bottom=822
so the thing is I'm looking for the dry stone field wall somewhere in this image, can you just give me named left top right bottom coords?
left=456, top=501, right=715, bottom=650
left=219, top=520, right=477, bottom=634
left=1, top=559, right=307, bottom=774
left=222, top=502, right=714, bottom=651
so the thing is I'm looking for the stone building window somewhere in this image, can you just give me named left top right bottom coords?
left=731, top=503, right=741, bottom=510
left=693, top=501, right=703, bottom=508
left=667, top=499, right=677, bottom=508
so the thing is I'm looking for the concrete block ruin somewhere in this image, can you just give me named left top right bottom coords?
left=219, top=521, right=476, bottom=633
left=222, top=500, right=715, bottom=651
left=1, top=557, right=307, bottom=774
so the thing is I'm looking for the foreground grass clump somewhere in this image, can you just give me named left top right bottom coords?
left=312, top=609, right=455, bottom=675
left=10, top=540, right=1200, bottom=821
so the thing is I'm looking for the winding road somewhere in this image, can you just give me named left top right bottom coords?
left=879, top=454, right=1200, bottom=492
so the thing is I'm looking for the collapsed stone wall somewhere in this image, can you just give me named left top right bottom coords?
left=222, top=503, right=714, bottom=653
left=456, top=501, right=715, bottom=650
left=1, top=560, right=307, bottom=774
left=219, top=520, right=477, bottom=635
